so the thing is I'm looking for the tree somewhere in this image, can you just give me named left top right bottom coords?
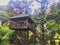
left=0, top=5, right=17, bottom=20
left=31, top=11, right=46, bottom=45
left=45, top=3, right=60, bottom=45
left=47, top=5, right=60, bottom=34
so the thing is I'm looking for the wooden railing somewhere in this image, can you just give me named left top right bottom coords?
left=10, top=21, right=34, bottom=29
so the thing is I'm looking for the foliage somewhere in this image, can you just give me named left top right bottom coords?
left=31, top=4, right=60, bottom=41
left=29, top=35, right=37, bottom=42
left=0, top=6, right=16, bottom=45
left=45, top=21, right=60, bottom=40
left=45, top=4, right=60, bottom=40
left=47, top=8, right=60, bottom=24
left=0, top=11, right=9, bottom=19
left=0, top=5, right=17, bottom=21
left=31, top=11, right=47, bottom=45
left=0, top=24, right=14, bottom=45
left=6, top=8, right=17, bottom=17
left=31, top=11, right=46, bottom=24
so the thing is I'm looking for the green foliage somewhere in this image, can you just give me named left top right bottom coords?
left=0, top=11, right=9, bottom=19
left=47, top=6, right=60, bottom=24
left=6, top=8, right=17, bottom=17
left=31, top=11, right=46, bottom=24
left=0, top=24, right=14, bottom=45
left=29, top=35, right=37, bottom=42
left=45, top=4, right=60, bottom=40
left=31, top=4, right=60, bottom=41
left=46, top=21, right=59, bottom=31
left=0, top=5, right=17, bottom=20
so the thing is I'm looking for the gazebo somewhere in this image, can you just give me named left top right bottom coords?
left=9, top=13, right=37, bottom=45
left=9, top=14, right=35, bottom=30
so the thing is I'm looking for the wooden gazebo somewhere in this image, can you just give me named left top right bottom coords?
left=9, top=14, right=35, bottom=30
left=9, top=14, right=37, bottom=45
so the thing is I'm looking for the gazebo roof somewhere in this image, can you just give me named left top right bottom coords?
left=9, top=14, right=29, bottom=19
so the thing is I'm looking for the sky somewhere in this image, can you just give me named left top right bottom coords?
left=0, top=0, right=59, bottom=5
left=0, top=0, right=10, bottom=5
